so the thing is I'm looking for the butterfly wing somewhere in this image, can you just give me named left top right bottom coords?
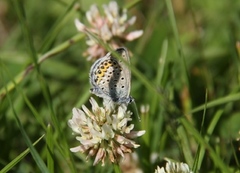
left=89, top=47, right=132, bottom=104
left=89, top=53, right=113, bottom=101
left=114, top=47, right=132, bottom=103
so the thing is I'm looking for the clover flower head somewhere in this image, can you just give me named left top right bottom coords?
left=75, top=1, right=143, bottom=60
left=155, top=159, right=193, bottom=173
left=68, top=97, right=145, bottom=166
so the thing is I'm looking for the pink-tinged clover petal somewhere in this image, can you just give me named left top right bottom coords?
left=125, top=30, right=143, bottom=41
left=126, top=130, right=146, bottom=138
left=88, top=148, right=98, bottom=157
left=93, top=148, right=106, bottom=166
left=70, top=145, right=90, bottom=153
left=70, top=146, right=82, bottom=152
left=116, top=146, right=125, bottom=158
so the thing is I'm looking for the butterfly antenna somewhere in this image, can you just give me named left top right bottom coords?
left=132, top=100, right=141, bottom=122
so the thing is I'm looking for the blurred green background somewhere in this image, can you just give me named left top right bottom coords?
left=1, top=0, right=240, bottom=172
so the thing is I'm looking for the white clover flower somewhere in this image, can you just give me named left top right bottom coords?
left=155, top=166, right=166, bottom=173
left=155, top=159, right=193, bottom=173
left=68, top=97, right=145, bottom=166
left=75, top=1, right=143, bottom=60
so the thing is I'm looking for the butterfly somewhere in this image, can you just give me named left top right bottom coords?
left=89, top=47, right=133, bottom=104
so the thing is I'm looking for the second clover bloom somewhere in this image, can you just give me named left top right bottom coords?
left=155, top=159, right=194, bottom=173
left=68, top=97, right=145, bottom=166
left=75, top=1, right=143, bottom=60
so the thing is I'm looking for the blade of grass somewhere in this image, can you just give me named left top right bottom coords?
left=165, top=0, right=189, bottom=84
left=0, top=135, right=45, bottom=173
left=13, top=0, right=60, bottom=158
left=4, top=85, right=49, bottom=172
left=151, top=39, right=168, bottom=114
left=177, top=125, right=194, bottom=166
left=195, top=109, right=224, bottom=171
left=37, top=55, right=77, bottom=173
left=1, top=61, right=77, bottom=173
left=1, top=63, right=47, bottom=130
left=12, top=1, right=78, bottom=172
left=165, top=0, right=193, bottom=115
left=181, top=117, right=231, bottom=172
left=191, top=92, right=240, bottom=113
left=231, top=140, right=240, bottom=168
left=40, top=0, right=79, bottom=53
left=193, top=90, right=208, bottom=171
left=12, top=0, right=39, bottom=72
left=47, top=124, right=54, bottom=173
left=0, top=33, right=84, bottom=100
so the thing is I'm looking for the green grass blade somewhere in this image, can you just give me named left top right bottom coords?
left=0, top=135, right=45, bottom=173
left=181, top=118, right=231, bottom=172
left=177, top=125, right=194, bottom=166
left=40, top=0, right=79, bottom=53
left=191, top=93, right=240, bottom=113
left=194, top=109, right=224, bottom=171
left=0, top=33, right=84, bottom=100
left=4, top=88, right=49, bottom=172
left=47, top=124, right=54, bottom=173
left=151, top=39, right=168, bottom=113
left=12, top=0, right=39, bottom=71
left=165, top=0, right=189, bottom=85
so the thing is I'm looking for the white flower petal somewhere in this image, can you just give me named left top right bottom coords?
left=155, top=166, right=166, bottom=173
left=124, top=124, right=134, bottom=133
left=87, top=4, right=100, bottom=24
left=103, top=5, right=114, bottom=23
left=102, top=124, right=115, bottom=140
left=118, top=118, right=128, bottom=129
left=108, top=1, right=118, bottom=17
left=119, top=9, right=127, bottom=23
left=75, top=19, right=86, bottom=32
left=128, top=16, right=136, bottom=25
left=100, top=24, right=112, bottom=41
left=82, top=105, right=95, bottom=120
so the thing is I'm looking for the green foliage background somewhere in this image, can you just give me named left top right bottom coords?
left=0, top=0, right=240, bottom=172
